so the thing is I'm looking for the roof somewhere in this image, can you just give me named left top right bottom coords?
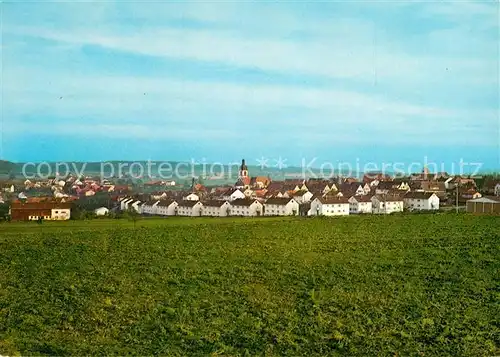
left=157, top=199, right=176, bottom=207
left=420, top=181, right=446, bottom=192
left=202, top=200, right=229, bottom=208
left=373, top=194, right=404, bottom=202
left=224, top=188, right=243, bottom=196
left=234, top=178, right=246, bottom=187
left=292, top=190, right=310, bottom=197
left=11, top=201, right=72, bottom=210
left=178, top=200, right=201, bottom=207
left=231, top=198, right=259, bottom=207
left=143, top=200, right=160, bottom=206
left=250, top=176, right=270, bottom=185
left=350, top=195, right=373, bottom=202
left=266, top=181, right=285, bottom=192
left=316, top=197, right=350, bottom=204
left=265, top=197, right=295, bottom=205
left=467, top=196, right=500, bottom=203
left=404, top=192, right=437, bottom=200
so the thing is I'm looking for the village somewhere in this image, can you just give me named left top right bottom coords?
left=2, top=159, right=500, bottom=221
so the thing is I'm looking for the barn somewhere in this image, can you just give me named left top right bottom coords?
left=10, top=200, right=73, bottom=221
left=466, top=196, right=500, bottom=215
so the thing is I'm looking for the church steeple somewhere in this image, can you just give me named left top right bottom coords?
left=239, top=159, right=248, bottom=178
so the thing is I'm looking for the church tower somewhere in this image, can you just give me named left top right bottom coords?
left=239, top=159, right=248, bottom=179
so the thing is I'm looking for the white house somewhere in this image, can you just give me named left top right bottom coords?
left=230, top=198, right=263, bottom=217
left=495, top=183, right=500, bottom=196
left=352, top=184, right=366, bottom=196
left=120, top=197, right=134, bottom=211
left=156, top=199, right=178, bottom=216
left=222, top=188, right=246, bottom=202
left=404, top=192, right=440, bottom=211
left=264, top=197, right=299, bottom=216
left=128, top=200, right=142, bottom=213
left=2, top=184, right=15, bottom=193
left=348, top=196, right=373, bottom=214
left=151, top=192, right=168, bottom=201
left=94, top=207, right=109, bottom=216
left=177, top=200, right=203, bottom=216
left=291, top=190, right=313, bottom=204
left=202, top=200, right=232, bottom=217
left=184, top=193, right=200, bottom=201
left=141, top=200, right=160, bottom=215
left=371, top=195, right=404, bottom=214
left=309, top=197, right=350, bottom=216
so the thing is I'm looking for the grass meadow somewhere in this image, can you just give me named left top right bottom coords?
left=0, top=214, right=498, bottom=356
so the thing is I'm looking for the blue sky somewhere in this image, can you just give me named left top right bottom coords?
left=1, top=1, right=499, bottom=169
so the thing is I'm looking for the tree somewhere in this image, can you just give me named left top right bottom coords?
left=0, top=203, right=10, bottom=221
left=125, top=208, right=140, bottom=230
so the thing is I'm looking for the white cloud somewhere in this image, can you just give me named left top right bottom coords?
left=5, top=17, right=495, bottom=89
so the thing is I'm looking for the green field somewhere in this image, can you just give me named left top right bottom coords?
left=0, top=215, right=499, bottom=356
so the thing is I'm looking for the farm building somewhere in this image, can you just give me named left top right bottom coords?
left=10, top=200, right=72, bottom=221
left=466, top=196, right=500, bottom=215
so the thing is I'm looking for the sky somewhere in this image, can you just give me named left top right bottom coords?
left=1, top=0, right=499, bottom=170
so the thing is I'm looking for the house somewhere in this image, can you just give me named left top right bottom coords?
left=157, top=199, right=178, bottom=216
left=264, top=197, right=299, bottom=216
left=94, top=207, right=109, bottom=216
left=84, top=189, right=96, bottom=197
left=141, top=200, right=160, bottom=215
left=420, top=181, right=446, bottom=195
left=348, top=196, right=373, bottom=214
left=466, top=196, right=500, bottom=215
left=456, top=189, right=481, bottom=204
left=243, top=188, right=256, bottom=199
left=404, top=192, right=440, bottom=211
left=250, top=176, right=271, bottom=189
left=222, top=188, right=246, bottom=202
left=177, top=200, right=203, bottom=216
left=339, top=183, right=365, bottom=197
left=202, top=200, right=231, bottom=217
left=2, top=183, right=15, bottom=193
left=481, top=179, right=500, bottom=196
left=230, top=198, right=263, bottom=216
left=371, top=195, right=404, bottom=214
left=151, top=192, right=168, bottom=200
left=291, top=190, right=313, bottom=204
left=128, top=200, right=142, bottom=213
left=120, top=197, right=134, bottom=211
left=375, top=181, right=403, bottom=194
left=10, top=200, right=72, bottom=221
left=309, top=197, right=350, bottom=216
left=184, top=193, right=200, bottom=201
left=305, top=181, right=332, bottom=196
left=363, top=172, right=393, bottom=184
